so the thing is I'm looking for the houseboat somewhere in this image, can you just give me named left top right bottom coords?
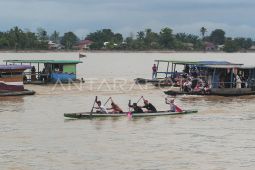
left=163, top=60, right=255, bottom=96
left=4, top=60, right=83, bottom=84
left=0, top=65, right=35, bottom=96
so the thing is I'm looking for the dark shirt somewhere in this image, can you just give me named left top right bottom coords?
left=130, top=105, right=144, bottom=113
left=143, top=103, right=157, bottom=112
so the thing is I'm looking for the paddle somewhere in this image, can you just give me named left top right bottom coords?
left=127, top=100, right=132, bottom=118
left=90, top=96, right=98, bottom=114
left=104, top=97, right=111, bottom=106
left=136, top=96, right=143, bottom=104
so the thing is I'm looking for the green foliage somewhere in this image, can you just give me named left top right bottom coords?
left=159, top=27, right=174, bottom=49
left=234, top=38, right=252, bottom=50
left=223, top=39, right=239, bottom=52
left=86, top=29, right=123, bottom=50
left=37, top=27, right=49, bottom=41
left=0, top=26, right=254, bottom=52
left=50, top=31, right=60, bottom=43
left=200, top=27, right=207, bottom=40
left=210, top=29, right=225, bottom=45
left=61, top=32, right=79, bottom=49
left=0, top=26, right=48, bottom=50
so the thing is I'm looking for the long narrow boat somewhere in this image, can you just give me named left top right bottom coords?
left=0, top=89, right=35, bottom=96
left=164, top=88, right=255, bottom=96
left=64, top=110, right=198, bottom=119
left=0, top=65, right=36, bottom=96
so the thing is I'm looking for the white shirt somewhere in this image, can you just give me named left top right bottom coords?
left=169, top=103, right=176, bottom=112
left=99, top=105, right=108, bottom=114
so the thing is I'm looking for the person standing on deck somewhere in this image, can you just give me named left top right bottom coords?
left=152, top=64, right=157, bottom=79
left=141, top=98, right=157, bottom=112
left=94, top=100, right=108, bottom=114
left=236, top=74, right=242, bottom=88
left=31, top=66, right=36, bottom=81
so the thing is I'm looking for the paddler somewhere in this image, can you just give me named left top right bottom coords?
left=141, top=98, right=157, bottom=112
left=107, top=97, right=123, bottom=113
left=128, top=100, right=144, bottom=113
left=165, top=97, right=183, bottom=112
left=94, top=100, right=108, bottom=114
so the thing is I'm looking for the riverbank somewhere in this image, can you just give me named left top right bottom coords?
left=1, top=49, right=255, bottom=53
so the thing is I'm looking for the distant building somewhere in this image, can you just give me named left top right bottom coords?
left=48, top=41, right=64, bottom=50
left=183, top=43, right=194, bottom=50
left=204, top=42, right=216, bottom=51
left=217, top=45, right=225, bottom=51
left=249, top=45, right=255, bottom=51
left=75, top=39, right=93, bottom=50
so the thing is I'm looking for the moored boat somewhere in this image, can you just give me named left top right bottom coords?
left=0, top=89, right=35, bottom=96
left=4, top=60, right=83, bottom=84
left=64, top=110, right=198, bottom=119
left=162, top=60, right=255, bottom=96
left=0, top=65, right=35, bottom=96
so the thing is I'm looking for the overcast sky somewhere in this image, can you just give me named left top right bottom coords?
left=0, top=0, right=254, bottom=39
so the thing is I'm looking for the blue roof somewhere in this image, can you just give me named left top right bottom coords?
left=0, top=65, right=32, bottom=70
left=197, top=61, right=242, bottom=65
left=3, top=60, right=82, bottom=64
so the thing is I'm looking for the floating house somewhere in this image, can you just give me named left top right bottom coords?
left=151, top=60, right=255, bottom=96
left=0, top=65, right=35, bottom=96
left=4, top=60, right=83, bottom=84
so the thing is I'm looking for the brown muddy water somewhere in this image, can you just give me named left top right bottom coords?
left=1, top=52, right=255, bottom=170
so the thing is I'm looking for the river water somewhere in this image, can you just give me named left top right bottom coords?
left=1, top=52, right=255, bottom=170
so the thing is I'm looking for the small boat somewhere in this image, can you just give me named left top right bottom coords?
left=134, top=78, right=161, bottom=84
left=64, top=110, right=198, bottom=119
left=0, top=65, right=36, bottom=96
left=164, top=90, right=209, bottom=96
left=0, top=89, right=35, bottom=96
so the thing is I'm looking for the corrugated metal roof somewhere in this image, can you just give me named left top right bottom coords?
left=201, top=65, right=254, bottom=69
left=3, top=60, right=83, bottom=64
left=154, top=60, right=242, bottom=66
left=198, top=61, right=241, bottom=65
left=0, top=65, right=32, bottom=70
left=154, top=60, right=199, bottom=64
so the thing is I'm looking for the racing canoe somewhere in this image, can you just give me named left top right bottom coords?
left=64, top=110, right=198, bottom=119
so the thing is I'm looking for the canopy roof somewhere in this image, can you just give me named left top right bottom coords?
left=0, top=65, right=32, bottom=70
left=154, top=60, right=199, bottom=65
left=202, top=65, right=255, bottom=69
left=154, top=60, right=242, bottom=66
left=4, top=60, right=83, bottom=64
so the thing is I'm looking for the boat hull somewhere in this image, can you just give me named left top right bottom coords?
left=0, top=89, right=35, bottom=96
left=135, top=78, right=161, bottom=84
left=164, top=88, right=255, bottom=96
left=64, top=110, right=198, bottom=119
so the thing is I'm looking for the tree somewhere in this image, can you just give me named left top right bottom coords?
left=159, top=27, right=174, bottom=49
left=210, top=29, right=225, bottom=45
left=200, top=27, right=207, bottom=40
left=113, top=33, right=123, bottom=44
left=50, top=30, right=60, bottom=43
left=37, top=27, right=49, bottom=41
left=61, top=32, right=78, bottom=49
left=136, top=31, right=145, bottom=40
left=144, top=29, right=160, bottom=49
left=223, top=39, right=239, bottom=52
left=86, top=29, right=123, bottom=50
left=234, top=38, right=252, bottom=50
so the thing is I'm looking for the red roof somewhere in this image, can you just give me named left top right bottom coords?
left=78, top=39, right=93, bottom=45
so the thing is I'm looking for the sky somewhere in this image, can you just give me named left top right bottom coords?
left=0, top=0, right=254, bottom=39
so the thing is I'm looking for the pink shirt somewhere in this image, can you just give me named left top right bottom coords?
left=152, top=65, right=157, bottom=72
